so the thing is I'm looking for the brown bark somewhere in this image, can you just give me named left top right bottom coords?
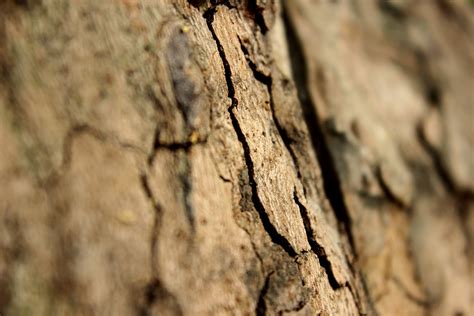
left=0, top=0, right=472, bottom=315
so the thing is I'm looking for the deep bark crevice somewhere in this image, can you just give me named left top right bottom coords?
left=247, top=0, right=269, bottom=34
left=238, top=36, right=305, bottom=188
left=281, top=3, right=357, bottom=257
left=1, top=1, right=471, bottom=314
left=293, top=189, right=341, bottom=290
left=205, top=6, right=297, bottom=258
left=280, top=7, right=377, bottom=314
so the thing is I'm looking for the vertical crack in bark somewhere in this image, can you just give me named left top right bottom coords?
left=239, top=34, right=355, bottom=294
left=247, top=0, right=269, bottom=34
left=281, top=3, right=357, bottom=257
left=237, top=38, right=300, bottom=179
left=181, top=150, right=195, bottom=231
left=139, top=172, right=183, bottom=315
left=139, top=156, right=184, bottom=315
left=256, top=271, right=273, bottom=316
left=146, top=88, right=196, bottom=230
left=139, top=174, right=161, bottom=276
left=293, top=189, right=341, bottom=290
left=204, top=6, right=297, bottom=258
left=238, top=9, right=367, bottom=311
left=239, top=30, right=355, bottom=292
left=282, top=5, right=378, bottom=314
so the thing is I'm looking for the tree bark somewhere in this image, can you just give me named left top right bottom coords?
left=0, top=0, right=472, bottom=315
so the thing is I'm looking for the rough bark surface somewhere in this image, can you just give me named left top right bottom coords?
left=0, top=0, right=472, bottom=315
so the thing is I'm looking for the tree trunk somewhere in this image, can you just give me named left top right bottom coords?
left=0, top=0, right=472, bottom=315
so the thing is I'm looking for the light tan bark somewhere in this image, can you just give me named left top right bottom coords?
left=0, top=0, right=472, bottom=315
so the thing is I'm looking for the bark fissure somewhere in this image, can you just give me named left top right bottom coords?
left=238, top=38, right=270, bottom=83
left=140, top=130, right=185, bottom=316
left=181, top=151, right=195, bottom=231
left=152, top=138, right=208, bottom=151
left=238, top=37, right=305, bottom=188
left=283, top=6, right=379, bottom=315
left=205, top=7, right=297, bottom=258
left=146, top=92, right=196, bottom=230
left=139, top=174, right=162, bottom=276
left=293, top=190, right=341, bottom=290
left=238, top=39, right=298, bottom=167
left=1, top=1, right=472, bottom=315
left=282, top=4, right=357, bottom=257
left=247, top=0, right=269, bottom=34
left=138, top=172, right=177, bottom=316
left=239, top=5, right=363, bottom=307
left=256, top=271, right=273, bottom=316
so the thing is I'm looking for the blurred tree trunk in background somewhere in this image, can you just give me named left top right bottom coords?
left=0, top=0, right=472, bottom=315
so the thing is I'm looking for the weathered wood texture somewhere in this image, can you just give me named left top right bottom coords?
left=0, top=0, right=472, bottom=315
